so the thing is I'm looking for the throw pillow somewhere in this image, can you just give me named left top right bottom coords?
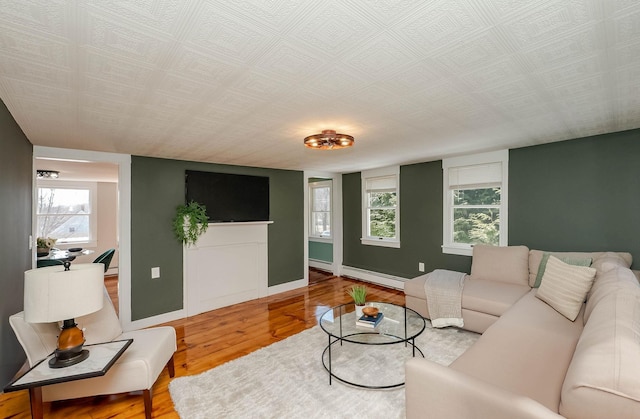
left=533, top=252, right=592, bottom=288
left=536, top=256, right=597, bottom=321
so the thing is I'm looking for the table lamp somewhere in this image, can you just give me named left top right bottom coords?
left=24, top=263, right=104, bottom=368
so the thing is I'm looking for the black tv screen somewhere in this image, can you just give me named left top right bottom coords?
left=185, top=170, right=269, bottom=222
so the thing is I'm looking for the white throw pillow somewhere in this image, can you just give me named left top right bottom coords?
left=536, top=255, right=597, bottom=321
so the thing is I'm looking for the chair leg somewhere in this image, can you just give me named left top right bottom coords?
left=167, top=354, right=175, bottom=378
left=143, top=389, right=152, bottom=419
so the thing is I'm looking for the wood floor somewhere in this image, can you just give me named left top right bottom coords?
left=0, top=275, right=404, bottom=418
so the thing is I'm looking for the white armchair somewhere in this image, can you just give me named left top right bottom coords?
left=9, top=287, right=176, bottom=419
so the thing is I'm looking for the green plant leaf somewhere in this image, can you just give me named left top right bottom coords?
left=173, top=201, right=209, bottom=245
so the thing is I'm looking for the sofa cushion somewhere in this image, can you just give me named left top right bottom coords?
left=533, top=253, right=592, bottom=288
left=451, top=290, right=584, bottom=412
left=405, top=274, right=529, bottom=319
left=462, top=279, right=530, bottom=317
left=535, top=256, right=596, bottom=321
left=591, top=251, right=632, bottom=273
left=584, top=266, right=639, bottom=323
left=470, top=245, right=529, bottom=286
left=528, top=250, right=632, bottom=287
left=560, top=284, right=640, bottom=419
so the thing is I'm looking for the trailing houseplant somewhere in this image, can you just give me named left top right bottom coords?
left=173, top=201, right=209, bottom=246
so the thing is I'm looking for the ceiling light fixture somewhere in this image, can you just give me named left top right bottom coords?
left=303, top=130, right=354, bottom=150
left=37, top=170, right=60, bottom=179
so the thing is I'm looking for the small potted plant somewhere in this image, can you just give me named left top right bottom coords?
left=36, top=237, right=56, bottom=255
left=172, top=201, right=209, bottom=246
left=347, top=284, right=367, bottom=317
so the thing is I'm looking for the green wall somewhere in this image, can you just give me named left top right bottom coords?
left=309, top=240, right=333, bottom=262
left=131, top=156, right=304, bottom=321
left=343, top=162, right=471, bottom=278
left=509, top=129, right=640, bottom=267
left=343, top=128, right=640, bottom=278
left=0, top=99, right=33, bottom=385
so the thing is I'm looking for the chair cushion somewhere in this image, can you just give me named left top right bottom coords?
left=43, top=326, right=177, bottom=402
left=470, top=245, right=529, bottom=286
left=77, top=288, right=123, bottom=345
left=9, top=312, right=59, bottom=367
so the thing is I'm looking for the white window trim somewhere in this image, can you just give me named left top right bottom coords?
left=442, top=150, right=508, bottom=256
left=361, top=165, right=400, bottom=248
left=36, top=179, right=98, bottom=248
left=309, top=180, right=332, bottom=240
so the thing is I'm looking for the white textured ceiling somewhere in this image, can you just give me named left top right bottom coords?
left=1, top=1, right=639, bottom=173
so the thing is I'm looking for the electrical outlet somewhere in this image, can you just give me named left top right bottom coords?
left=151, top=267, right=160, bottom=279
left=418, top=262, right=425, bottom=272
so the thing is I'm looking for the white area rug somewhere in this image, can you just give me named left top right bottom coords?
left=169, top=321, right=479, bottom=419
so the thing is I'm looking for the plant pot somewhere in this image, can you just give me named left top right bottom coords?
left=37, top=247, right=50, bottom=256
left=355, top=304, right=365, bottom=318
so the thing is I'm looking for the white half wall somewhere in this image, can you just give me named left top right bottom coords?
left=184, top=222, right=272, bottom=316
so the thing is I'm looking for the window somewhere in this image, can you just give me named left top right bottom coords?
left=36, top=181, right=97, bottom=246
left=361, top=166, right=400, bottom=248
left=309, top=180, right=332, bottom=239
left=443, top=150, right=508, bottom=256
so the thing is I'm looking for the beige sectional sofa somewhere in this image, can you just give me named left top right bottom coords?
left=403, top=245, right=640, bottom=418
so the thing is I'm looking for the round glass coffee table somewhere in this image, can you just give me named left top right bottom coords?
left=319, top=302, right=426, bottom=389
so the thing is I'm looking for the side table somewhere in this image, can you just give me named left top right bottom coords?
left=4, top=339, right=132, bottom=419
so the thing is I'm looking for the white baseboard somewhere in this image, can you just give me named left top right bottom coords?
left=124, top=308, right=186, bottom=331
left=340, top=266, right=407, bottom=290
left=268, top=278, right=307, bottom=296
left=125, top=279, right=307, bottom=330
left=309, top=259, right=333, bottom=271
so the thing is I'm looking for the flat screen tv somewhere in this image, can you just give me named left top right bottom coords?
left=185, top=170, right=269, bottom=223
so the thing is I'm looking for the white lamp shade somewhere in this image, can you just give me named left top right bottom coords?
left=24, top=263, right=104, bottom=323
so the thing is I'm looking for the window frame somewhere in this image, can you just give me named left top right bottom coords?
left=442, top=150, right=508, bottom=256
left=36, top=180, right=98, bottom=247
left=308, top=179, right=332, bottom=241
left=361, top=166, right=400, bottom=248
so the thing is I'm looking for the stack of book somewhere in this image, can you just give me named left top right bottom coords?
left=356, top=312, right=384, bottom=328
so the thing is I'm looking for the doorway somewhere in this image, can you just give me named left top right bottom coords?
left=33, top=146, right=132, bottom=330
left=304, top=171, right=343, bottom=283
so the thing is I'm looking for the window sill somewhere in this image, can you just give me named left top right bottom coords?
left=309, top=237, right=332, bottom=244
left=442, top=245, right=473, bottom=256
left=57, top=240, right=98, bottom=249
left=361, top=238, right=400, bottom=248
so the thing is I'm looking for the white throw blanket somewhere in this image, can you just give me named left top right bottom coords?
left=424, top=269, right=467, bottom=328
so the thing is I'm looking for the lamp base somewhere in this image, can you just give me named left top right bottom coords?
left=49, top=348, right=90, bottom=368
left=49, top=318, right=89, bottom=368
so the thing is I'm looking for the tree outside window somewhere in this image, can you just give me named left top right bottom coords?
left=442, top=150, right=508, bottom=256
left=361, top=167, right=400, bottom=248
left=368, top=191, right=397, bottom=238
left=37, top=184, right=95, bottom=244
left=310, top=182, right=331, bottom=238
left=452, top=187, right=500, bottom=246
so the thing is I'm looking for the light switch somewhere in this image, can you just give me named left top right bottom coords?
left=151, top=267, right=160, bottom=279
